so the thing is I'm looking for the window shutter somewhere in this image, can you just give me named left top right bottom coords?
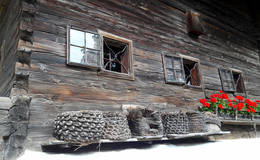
left=163, top=55, right=185, bottom=84
left=218, top=68, right=236, bottom=92
left=191, top=63, right=200, bottom=86
left=68, top=28, right=101, bottom=68
left=121, top=53, right=129, bottom=74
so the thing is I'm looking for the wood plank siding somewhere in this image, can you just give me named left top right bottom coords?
left=14, top=0, right=260, bottom=150
left=0, top=0, right=21, bottom=96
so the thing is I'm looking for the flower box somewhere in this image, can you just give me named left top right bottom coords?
left=237, top=114, right=252, bottom=121
left=199, top=91, right=260, bottom=122
left=218, top=112, right=235, bottom=120
left=253, top=114, right=260, bottom=120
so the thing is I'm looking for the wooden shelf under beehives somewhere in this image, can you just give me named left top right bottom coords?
left=41, top=131, right=230, bottom=152
left=220, top=119, right=260, bottom=126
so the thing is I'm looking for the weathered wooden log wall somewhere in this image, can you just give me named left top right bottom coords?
left=0, top=0, right=21, bottom=96
left=15, top=0, right=260, bottom=150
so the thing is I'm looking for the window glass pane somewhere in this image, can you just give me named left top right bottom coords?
left=229, top=82, right=235, bottom=90
left=176, top=70, right=185, bottom=82
left=165, top=56, right=173, bottom=68
left=173, top=58, right=181, bottom=69
left=70, top=46, right=85, bottom=64
left=86, top=49, right=100, bottom=66
left=225, top=71, right=232, bottom=80
left=86, top=32, right=100, bottom=50
left=70, top=29, right=85, bottom=47
left=166, top=69, right=175, bottom=81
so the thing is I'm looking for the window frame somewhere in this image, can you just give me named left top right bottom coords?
left=162, top=53, right=202, bottom=88
left=98, top=30, right=134, bottom=80
left=180, top=54, right=202, bottom=88
left=218, top=68, right=237, bottom=92
left=67, top=26, right=101, bottom=69
left=66, top=26, right=134, bottom=80
left=162, top=53, right=185, bottom=85
left=218, top=68, right=246, bottom=94
left=231, top=68, right=246, bottom=94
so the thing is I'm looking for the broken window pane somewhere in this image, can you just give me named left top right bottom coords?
left=70, top=29, right=85, bottom=47
left=86, top=32, right=100, bottom=50
left=70, top=46, right=85, bottom=64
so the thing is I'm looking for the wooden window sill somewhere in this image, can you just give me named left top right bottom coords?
left=97, top=69, right=135, bottom=81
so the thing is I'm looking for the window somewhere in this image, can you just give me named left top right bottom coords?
left=232, top=70, right=245, bottom=93
left=103, top=37, right=129, bottom=73
left=67, top=27, right=133, bottom=79
left=67, top=28, right=101, bottom=67
left=219, top=68, right=245, bottom=93
left=162, top=53, right=201, bottom=86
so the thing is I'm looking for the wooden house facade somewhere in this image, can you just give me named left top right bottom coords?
left=0, top=0, right=260, bottom=158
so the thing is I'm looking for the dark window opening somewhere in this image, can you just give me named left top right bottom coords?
left=163, top=54, right=201, bottom=86
left=103, top=37, right=129, bottom=73
left=183, top=59, right=200, bottom=86
left=232, top=71, right=245, bottom=93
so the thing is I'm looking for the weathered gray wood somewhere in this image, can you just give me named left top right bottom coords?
left=221, top=120, right=260, bottom=126
left=41, top=131, right=230, bottom=149
left=0, top=0, right=20, bottom=97
left=12, top=0, right=260, bottom=151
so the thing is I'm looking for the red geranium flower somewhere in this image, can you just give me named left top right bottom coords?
left=232, top=104, right=236, bottom=109
left=220, top=90, right=224, bottom=93
left=210, top=98, right=217, bottom=103
left=251, top=102, right=257, bottom=107
left=200, top=98, right=207, bottom=104
left=245, top=99, right=251, bottom=104
left=250, top=107, right=256, bottom=113
left=235, top=96, right=244, bottom=101
left=221, top=93, right=229, bottom=99
left=204, top=102, right=210, bottom=107
left=227, top=99, right=231, bottom=103
left=233, top=99, right=237, bottom=102
left=256, top=100, right=260, bottom=103
left=218, top=104, right=224, bottom=109
left=211, top=94, right=221, bottom=98
left=228, top=103, right=233, bottom=107
left=246, top=109, right=250, bottom=112
left=237, top=103, right=244, bottom=112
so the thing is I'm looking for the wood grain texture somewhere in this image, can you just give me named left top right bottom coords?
left=14, top=0, right=260, bottom=150
left=0, top=0, right=21, bottom=97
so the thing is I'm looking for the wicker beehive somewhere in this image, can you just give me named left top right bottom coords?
left=161, top=111, right=189, bottom=134
left=102, top=111, right=131, bottom=140
left=53, top=110, right=104, bottom=143
left=186, top=111, right=207, bottom=133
